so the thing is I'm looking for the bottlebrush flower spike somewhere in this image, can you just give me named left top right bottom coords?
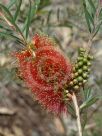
left=15, top=34, right=73, bottom=115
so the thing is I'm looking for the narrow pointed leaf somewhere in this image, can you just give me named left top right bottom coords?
left=0, top=31, right=24, bottom=45
left=25, top=0, right=32, bottom=39
left=13, top=0, right=22, bottom=21
left=80, top=97, right=98, bottom=110
left=47, top=10, right=52, bottom=24
left=83, top=2, right=94, bottom=32
left=88, top=0, right=96, bottom=13
left=0, top=26, right=13, bottom=33
left=68, top=103, right=76, bottom=117
left=0, top=31, right=18, bottom=39
left=0, top=4, right=13, bottom=21
left=93, top=21, right=102, bottom=37
left=84, top=88, right=92, bottom=100
left=22, top=0, right=40, bottom=33
left=7, top=0, right=16, bottom=9
left=82, top=112, right=88, bottom=131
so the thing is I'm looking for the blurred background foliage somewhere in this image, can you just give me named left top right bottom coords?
left=0, top=0, right=102, bottom=136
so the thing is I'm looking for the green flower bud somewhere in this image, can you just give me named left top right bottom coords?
left=83, top=58, right=88, bottom=63
left=83, top=80, right=87, bottom=83
left=78, top=62, right=83, bottom=67
left=77, top=57, right=83, bottom=61
left=74, top=85, right=79, bottom=90
left=83, top=66, right=88, bottom=71
left=69, top=81, right=74, bottom=86
left=79, top=82, right=83, bottom=86
left=73, top=79, right=78, bottom=84
left=87, top=69, right=91, bottom=72
left=65, top=90, right=69, bottom=94
left=74, top=72, right=79, bottom=77
left=88, top=55, right=94, bottom=60
left=77, top=76, right=83, bottom=82
left=79, top=53, right=84, bottom=57
left=79, top=48, right=86, bottom=52
left=78, top=69, right=83, bottom=74
left=87, top=62, right=91, bottom=66
left=75, top=64, right=79, bottom=69
left=84, top=55, right=88, bottom=57
left=83, top=73, right=88, bottom=78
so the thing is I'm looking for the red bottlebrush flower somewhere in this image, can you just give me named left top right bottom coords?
left=15, top=34, right=73, bottom=115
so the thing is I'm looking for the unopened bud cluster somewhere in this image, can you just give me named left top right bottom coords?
left=68, top=48, right=93, bottom=92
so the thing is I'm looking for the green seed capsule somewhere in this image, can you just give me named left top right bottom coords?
left=78, top=62, right=83, bottom=67
left=74, top=85, right=79, bottom=90
left=83, top=58, right=88, bottom=63
left=79, top=52, right=84, bottom=57
left=78, top=69, right=83, bottom=74
left=83, top=80, right=87, bottom=83
left=73, top=79, right=78, bottom=84
left=84, top=54, right=88, bottom=57
left=79, top=48, right=86, bottom=52
left=65, top=90, right=69, bottom=94
left=83, top=66, right=88, bottom=71
left=79, top=82, right=83, bottom=86
left=74, top=72, right=79, bottom=77
left=83, top=73, right=88, bottom=79
left=87, top=69, right=91, bottom=72
left=87, top=62, right=91, bottom=66
left=77, top=57, right=83, bottom=61
left=75, top=64, right=79, bottom=69
left=77, top=76, right=83, bottom=82
left=88, top=55, right=94, bottom=60
left=69, top=81, right=74, bottom=86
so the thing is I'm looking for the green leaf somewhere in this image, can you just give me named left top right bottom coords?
left=0, top=4, right=26, bottom=44
left=47, top=10, right=52, bottom=24
left=84, top=88, right=92, bottom=100
left=7, top=0, right=16, bottom=9
left=80, top=96, right=98, bottom=110
left=68, top=103, right=76, bottom=117
left=83, top=2, right=94, bottom=32
left=0, top=24, right=13, bottom=32
left=82, top=112, right=88, bottom=131
left=0, top=4, right=13, bottom=22
left=0, top=31, right=18, bottom=39
left=13, top=0, right=22, bottom=21
left=93, top=21, right=102, bottom=37
left=0, top=31, right=24, bottom=45
left=31, top=0, right=40, bottom=18
left=0, top=4, right=21, bottom=33
left=22, top=0, right=40, bottom=37
left=25, top=0, right=32, bottom=39
left=88, top=0, right=96, bottom=14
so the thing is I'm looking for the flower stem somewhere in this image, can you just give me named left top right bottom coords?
left=72, top=92, right=82, bottom=136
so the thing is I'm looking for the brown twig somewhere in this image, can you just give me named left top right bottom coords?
left=72, top=92, right=82, bottom=136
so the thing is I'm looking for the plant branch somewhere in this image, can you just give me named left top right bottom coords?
left=0, top=11, right=27, bottom=46
left=86, top=0, right=102, bottom=54
left=72, top=92, right=82, bottom=136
